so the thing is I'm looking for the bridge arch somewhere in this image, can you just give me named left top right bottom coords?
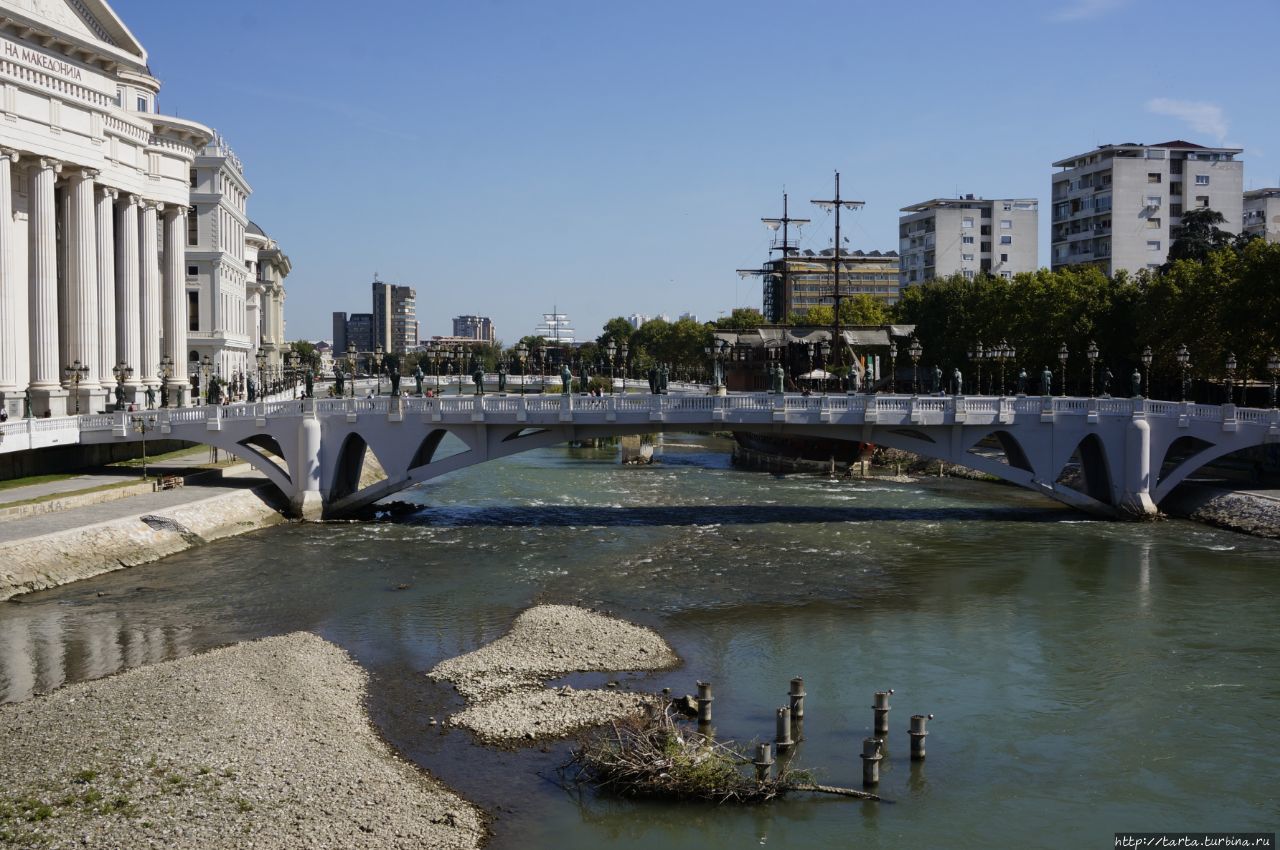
left=1054, top=433, right=1114, bottom=507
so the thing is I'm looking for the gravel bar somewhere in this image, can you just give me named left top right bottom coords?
left=0, top=632, right=484, bottom=850
left=429, top=605, right=679, bottom=744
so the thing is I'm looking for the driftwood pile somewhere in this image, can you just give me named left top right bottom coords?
left=564, top=705, right=878, bottom=804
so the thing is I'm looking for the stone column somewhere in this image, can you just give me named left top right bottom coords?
left=162, top=205, right=189, bottom=406
left=95, top=186, right=117, bottom=395
left=66, top=167, right=102, bottom=412
left=139, top=200, right=162, bottom=394
left=114, top=194, right=143, bottom=402
left=0, top=148, right=19, bottom=417
left=27, top=158, right=67, bottom=417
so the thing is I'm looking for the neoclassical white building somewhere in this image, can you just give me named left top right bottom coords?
left=186, top=136, right=289, bottom=383
left=0, top=0, right=290, bottom=417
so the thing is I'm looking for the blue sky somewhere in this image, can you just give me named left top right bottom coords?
left=115, top=0, right=1279, bottom=343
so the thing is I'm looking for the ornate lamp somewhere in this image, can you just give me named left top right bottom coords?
left=1086, top=340, right=1100, bottom=398
left=1058, top=342, right=1069, bottom=397
left=1176, top=343, right=1191, bottom=402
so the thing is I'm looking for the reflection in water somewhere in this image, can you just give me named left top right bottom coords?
left=0, top=613, right=193, bottom=703
left=1, top=436, right=1277, bottom=850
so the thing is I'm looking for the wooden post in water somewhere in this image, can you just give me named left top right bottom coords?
left=696, top=681, right=713, bottom=725
left=753, top=742, right=774, bottom=783
left=776, top=706, right=793, bottom=750
left=789, top=676, right=806, bottom=722
left=860, top=737, right=883, bottom=786
left=873, top=689, right=893, bottom=736
left=909, top=713, right=933, bottom=760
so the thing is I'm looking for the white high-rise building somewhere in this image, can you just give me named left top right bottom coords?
left=899, top=196, right=1038, bottom=285
left=1051, top=140, right=1243, bottom=275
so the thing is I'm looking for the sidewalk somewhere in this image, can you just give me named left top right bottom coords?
left=0, top=471, right=271, bottom=544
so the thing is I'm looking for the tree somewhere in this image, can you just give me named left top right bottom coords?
left=713, top=307, right=766, bottom=330
left=598, top=317, right=634, bottom=349
left=288, top=340, right=321, bottom=370
left=1166, top=207, right=1233, bottom=265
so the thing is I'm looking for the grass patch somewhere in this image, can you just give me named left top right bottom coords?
left=107, top=446, right=207, bottom=468
left=0, top=479, right=146, bottom=510
left=71, top=770, right=97, bottom=784
left=0, top=473, right=78, bottom=492
left=235, top=798, right=253, bottom=813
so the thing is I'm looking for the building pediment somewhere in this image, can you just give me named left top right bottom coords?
left=0, top=0, right=146, bottom=65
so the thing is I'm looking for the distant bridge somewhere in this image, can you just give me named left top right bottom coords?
left=2, top=393, right=1276, bottom=520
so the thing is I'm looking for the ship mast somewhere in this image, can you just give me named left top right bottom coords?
left=810, top=172, right=864, bottom=371
left=737, top=191, right=810, bottom=323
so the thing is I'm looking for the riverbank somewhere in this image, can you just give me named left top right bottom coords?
left=429, top=605, right=678, bottom=744
left=0, top=632, right=485, bottom=849
left=0, top=484, right=284, bottom=602
left=1162, top=482, right=1280, bottom=538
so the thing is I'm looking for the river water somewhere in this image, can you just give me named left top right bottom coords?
left=1, top=435, right=1277, bottom=848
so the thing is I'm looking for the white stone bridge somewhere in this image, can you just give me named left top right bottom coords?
left=3, top=393, right=1277, bottom=520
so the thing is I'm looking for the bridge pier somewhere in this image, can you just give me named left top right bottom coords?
left=290, top=405, right=324, bottom=520
left=1119, top=417, right=1158, bottom=518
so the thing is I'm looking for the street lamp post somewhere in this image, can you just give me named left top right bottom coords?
left=908, top=337, right=923, bottom=395
left=1005, top=341, right=1017, bottom=394
left=63, top=359, right=89, bottom=414
left=255, top=349, right=266, bottom=400
left=1140, top=346, right=1153, bottom=400
left=1086, top=340, right=1100, bottom=398
left=888, top=341, right=897, bottom=394
left=158, top=355, right=173, bottom=408
left=372, top=345, right=384, bottom=396
left=1058, top=343, right=1069, bottom=397
left=515, top=343, right=529, bottom=397
left=607, top=340, right=618, bottom=394
left=198, top=355, right=212, bottom=404
left=1176, top=344, right=1191, bottom=402
left=619, top=342, right=629, bottom=391
left=970, top=342, right=984, bottom=396
left=817, top=339, right=831, bottom=394
left=130, top=413, right=158, bottom=482
left=1225, top=353, right=1237, bottom=405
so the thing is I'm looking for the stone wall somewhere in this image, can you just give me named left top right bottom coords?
left=0, top=440, right=197, bottom=482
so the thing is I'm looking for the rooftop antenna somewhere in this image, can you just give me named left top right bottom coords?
left=810, top=171, right=864, bottom=371
left=737, top=190, right=810, bottom=321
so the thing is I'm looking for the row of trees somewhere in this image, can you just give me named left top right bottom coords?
left=895, top=239, right=1280, bottom=395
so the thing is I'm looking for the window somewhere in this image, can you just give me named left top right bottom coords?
left=1000, top=219, right=1012, bottom=229
left=187, top=213, right=197, bottom=246
left=1000, top=253, right=1009, bottom=263
left=1147, top=240, right=1161, bottom=251
left=189, top=169, right=197, bottom=188
left=962, top=253, right=974, bottom=261
left=1195, top=175, right=1209, bottom=185
left=136, top=95, right=147, bottom=112
left=962, top=235, right=974, bottom=244
left=962, top=270, right=975, bottom=280
left=1196, top=195, right=1210, bottom=208
left=1147, top=217, right=1161, bottom=229
left=1145, top=196, right=1162, bottom=208
left=1002, top=202, right=1012, bottom=211
left=1000, top=235, right=1012, bottom=245
left=962, top=217, right=974, bottom=228
left=186, top=265, right=198, bottom=277
left=980, top=241, right=991, bottom=252
left=1147, top=173, right=1162, bottom=183
left=1170, top=182, right=1182, bottom=195
left=1000, top=271, right=1012, bottom=279
left=114, top=86, right=123, bottom=107
left=187, top=291, right=199, bottom=332
left=980, top=225, right=991, bottom=236
left=1171, top=203, right=1183, bottom=216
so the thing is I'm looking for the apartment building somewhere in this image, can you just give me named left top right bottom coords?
left=899, top=196, right=1038, bottom=286
left=1051, top=140, right=1243, bottom=274
left=452, top=315, right=496, bottom=342
left=1243, top=188, right=1280, bottom=243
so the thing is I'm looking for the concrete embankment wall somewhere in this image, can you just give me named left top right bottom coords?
left=0, top=439, right=196, bottom=482
left=0, top=488, right=285, bottom=601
